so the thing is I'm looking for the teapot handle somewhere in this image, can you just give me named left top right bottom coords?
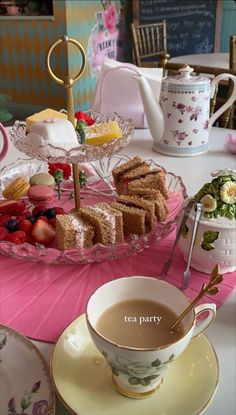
left=0, top=122, right=9, bottom=162
left=209, top=74, right=236, bottom=127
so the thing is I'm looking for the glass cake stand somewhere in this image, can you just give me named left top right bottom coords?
left=0, top=155, right=187, bottom=264
left=9, top=111, right=134, bottom=163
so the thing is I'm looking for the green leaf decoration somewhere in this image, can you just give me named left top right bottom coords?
left=128, top=377, right=140, bottom=385
left=201, top=242, right=215, bottom=251
left=140, top=378, right=150, bottom=386
left=151, top=358, right=162, bottom=367
left=181, top=224, right=189, bottom=238
left=169, top=353, right=175, bottom=361
left=102, top=351, right=108, bottom=358
left=144, top=374, right=159, bottom=381
left=203, top=231, right=219, bottom=244
left=111, top=365, right=119, bottom=376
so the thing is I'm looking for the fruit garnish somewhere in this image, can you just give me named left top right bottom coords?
left=0, top=227, right=9, bottom=241
left=54, top=207, right=65, bottom=215
left=32, top=206, right=47, bottom=217
left=6, top=219, right=20, bottom=233
left=31, top=219, right=56, bottom=246
left=7, top=230, right=26, bottom=244
left=0, top=214, right=11, bottom=226
left=48, top=218, right=56, bottom=227
left=45, top=208, right=56, bottom=219
left=19, top=219, right=33, bottom=235
left=0, top=200, right=26, bottom=215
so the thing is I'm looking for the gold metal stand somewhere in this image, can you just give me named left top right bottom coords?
left=46, top=35, right=86, bottom=210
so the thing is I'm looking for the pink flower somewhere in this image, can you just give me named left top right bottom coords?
left=102, top=5, right=117, bottom=34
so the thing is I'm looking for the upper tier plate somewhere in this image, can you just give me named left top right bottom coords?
left=9, top=111, right=134, bottom=163
left=0, top=155, right=187, bottom=264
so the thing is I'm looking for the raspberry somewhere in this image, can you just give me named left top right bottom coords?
left=7, top=230, right=26, bottom=244
left=0, top=227, right=9, bottom=241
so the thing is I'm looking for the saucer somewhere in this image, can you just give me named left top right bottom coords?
left=51, top=314, right=219, bottom=415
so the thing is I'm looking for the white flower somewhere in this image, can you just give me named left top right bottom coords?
left=220, top=181, right=236, bottom=205
left=200, top=194, right=217, bottom=212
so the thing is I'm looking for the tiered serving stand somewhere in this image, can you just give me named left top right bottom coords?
left=0, top=36, right=187, bottom=264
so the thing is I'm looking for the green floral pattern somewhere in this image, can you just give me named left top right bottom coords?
left=201, top=230, right=219, bottom=251
left=102, top=351, right=175, bottom=386
left=194, top=173, right=236, bottom=220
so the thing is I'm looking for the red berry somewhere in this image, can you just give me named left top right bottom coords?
left=0, top=226, right=9, bottom=241
left=31, top=219, right=56, bottom=246
left=48, top=218, right=56, bottom=227
left=0, top=214, right=11, bottom=226
left=7, top=230, right=26, bottom=244
left=36, top=216, right=48, bottom=223
left=0, top=200, right=26, bottom=215
left=19, top=219, right=33, bottom=235
left=54, top=207, right=65, bottom=215
left=32, top=205, right=47, bottom=217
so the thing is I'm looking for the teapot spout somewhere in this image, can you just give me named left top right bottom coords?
left=133, top=75, right=164, bottom=143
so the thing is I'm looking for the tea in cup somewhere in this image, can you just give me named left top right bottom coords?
left=86, top=276, right=216, bottom=398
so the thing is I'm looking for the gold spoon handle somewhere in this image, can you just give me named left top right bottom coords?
left=171, top=265, right=223, bottom=331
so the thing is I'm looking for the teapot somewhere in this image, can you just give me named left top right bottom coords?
left=0, top=123, right=9, bottom=162
left=135, top=65, right=236, bottom=157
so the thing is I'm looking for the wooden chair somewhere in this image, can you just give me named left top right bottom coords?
left=230, top=35, right=236, bottom=70
left=158, top=61, right=236, bottom=129
left=131, top=20, right=170, bottom=68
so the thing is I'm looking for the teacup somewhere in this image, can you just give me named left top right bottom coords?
left=86, top=276, right=216, bottom=398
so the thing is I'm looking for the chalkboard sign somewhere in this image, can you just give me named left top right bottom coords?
left=133, top=0, right=221, bottom=58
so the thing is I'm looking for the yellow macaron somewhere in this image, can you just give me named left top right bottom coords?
left=3, top=177, right=30, bottom=200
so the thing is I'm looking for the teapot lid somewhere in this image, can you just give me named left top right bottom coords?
left=164, top=65, right=210, bottom=86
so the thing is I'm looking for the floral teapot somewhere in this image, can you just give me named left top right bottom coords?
left=0, top=123, right=9, bottom=162
left=135, top=65, right=236, bottom=156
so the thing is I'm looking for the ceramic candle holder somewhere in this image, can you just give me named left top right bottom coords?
left=86, top=277, right=216, bottom=399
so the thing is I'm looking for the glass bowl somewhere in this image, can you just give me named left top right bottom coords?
left=9, top=111, right=134, bottom=163
left=0, top=155, right=187, bottom=264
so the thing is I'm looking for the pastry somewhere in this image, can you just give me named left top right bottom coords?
left=3, top=177, right=30, bottom=200
left=26, top=108, right=76, bottom=130
left=27, top=185, right=55, bottom=206
left=84, top=121, right=122, bottom=146
left=29, top=172, right=55, bottom=188
left=29, top=118, right=78, bottom=144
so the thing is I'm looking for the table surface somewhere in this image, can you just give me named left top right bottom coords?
left=1, top=125, right=236, bottom=415
left=170, top=53, right=229, bottom=70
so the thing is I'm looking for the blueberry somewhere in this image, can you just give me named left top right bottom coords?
left=26, top=215, right=36, bottom=224
left=45, top=208, right=56, bottom=219
left=36, top=210, right=47, bottom=218
left=6, top=219, right=19, bottom=233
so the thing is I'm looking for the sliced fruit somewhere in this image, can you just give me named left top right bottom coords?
left=31, top=219, right=56, bottom=246
left=7, top=230, right=26, bottom=244
left=0, top=199, right=26, bottom=215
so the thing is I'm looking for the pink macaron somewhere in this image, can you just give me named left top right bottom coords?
left=27, top=185, right=55, bottom=206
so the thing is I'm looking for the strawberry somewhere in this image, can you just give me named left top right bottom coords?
left=0, top=226, right=9, bottom=241
left=31, top=219, right=56, bottom=246
left=19, top=219, right=33, bottom=235
left=0, top=214, right=11, bottom=226
left=7, top=230, right=26, bottom=244
left=48, top=218, right=56, bottom=227
left=32, top=205, right=47, bottom=217
left=0, top=200, right=26, bottom=215
left=54, top=207, right=65, bottom=215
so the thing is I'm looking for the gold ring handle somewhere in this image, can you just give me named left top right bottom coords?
left=46, top=35, right=86, bottom=87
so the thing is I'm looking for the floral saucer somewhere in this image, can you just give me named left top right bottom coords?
left=0, top=325, right=55, bottom=415
left=51, top=314, right=219, bottom=415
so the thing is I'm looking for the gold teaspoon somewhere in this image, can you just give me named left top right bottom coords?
left=171, top=265, right=223, bottom=331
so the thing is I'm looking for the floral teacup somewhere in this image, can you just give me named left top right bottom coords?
left=86, top=277, right=216, bottom=398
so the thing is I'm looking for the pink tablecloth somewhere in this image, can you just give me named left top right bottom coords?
left=0, top=231, right=235, bottom=343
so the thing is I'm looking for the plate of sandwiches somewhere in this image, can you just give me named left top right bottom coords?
left=0, top=155, right=187, bottom=264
